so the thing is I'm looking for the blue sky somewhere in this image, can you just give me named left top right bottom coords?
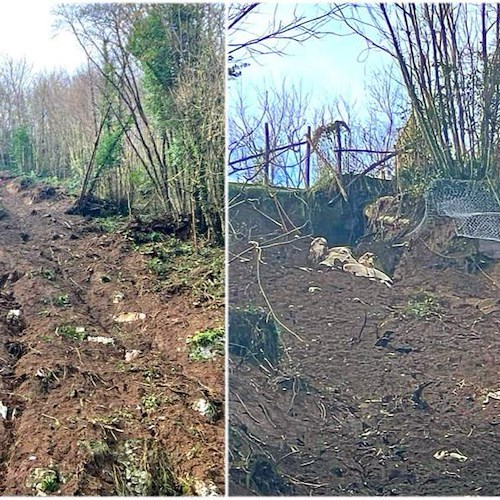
left=227, top=3, right=403, bottom=184
left=228, top=3, right=394, bottom=124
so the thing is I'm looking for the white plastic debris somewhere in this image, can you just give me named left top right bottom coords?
left=0, top=401, right=8, bottom=420
left=433, top=449, right=468, bottom=462
left=112, top=292, right=125, bottom=304
left=192, top=398, right=217, bottom=421
left=113, top=312, right=146, bottom=323
left=125, top=350, right=141, bottom=362
left=308, top=286, right=322, bottom=293
left=6, top=309, right=21, bottom=321
left=483, top=390, right=500, bottom=404
left=195, top=346, right=216, bottom=360
left=6, top=309, right=24, bottom=330
left=87, top=336, right=115, bottom=345
left=193, top=479, right=219, bottom=496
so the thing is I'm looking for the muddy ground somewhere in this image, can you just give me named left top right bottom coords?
left=0, top=176, right=224, bottom=495
left=228, top=205, right=500, bottom=496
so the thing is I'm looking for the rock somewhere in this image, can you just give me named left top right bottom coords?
left=125, top=350, right=141, bottom=362
left=113, top=312, right=146, bottom=323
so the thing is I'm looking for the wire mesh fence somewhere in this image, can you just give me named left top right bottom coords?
left=426, top=179, right=500, bottom=242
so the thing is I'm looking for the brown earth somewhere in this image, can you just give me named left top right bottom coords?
left=228, top=208, right=500, bottom=496
left=0, top=177, right=224, bottom=495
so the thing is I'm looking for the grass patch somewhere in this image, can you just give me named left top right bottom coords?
left=53, top=294, right=71, bottom=307
left=403, top=291, right=442, bottom=319
left=113, top=439, right=181, bottom=496
left=29, top=267, right=56, bottom=280
left=26, top=468, right=60, bottom=494
left=141, top=237, right=224, bottom=305
left=94, top=215, right=127, bottom=234
left=56, top=325, right=87, bottom=341
left=142, top=394, right=171, bottom=412
left=79, top=439, right=112, bottom=466
left=187, top=327, right=224, bottom=360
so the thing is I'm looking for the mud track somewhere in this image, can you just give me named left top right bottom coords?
left=0, top=179, right=224, bottom=495
left=229, top=223, right=500, bottom=496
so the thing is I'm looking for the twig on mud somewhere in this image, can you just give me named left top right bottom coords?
left=250, top=204, right=283, bottom=228
left=41, top=413, right=66, bottom=429
left=228, top=246, right=254, bottom=264
left=152, top=382, right=191, bottom=397
left=419, top=238, right=456, bottom=260
left=286, top=376, right=300, bottom=415
left=74, top=347, right=84, bottom=366
left=234, top=392, right=261, bottom=425
left=300, top=459, right=317, bottom=467
left=250, top=241, right=305, bottom=343
left=275, top=447, right=300, bottom=465
left=245, top=430, right=267, bottom=446
left=49, top=246, right=61, bottom=266
left=262, top=356, right=277, bottom=373
left=5, top=392, right=28, bottom=401
left=258, top=403, right=277, bottom=428
left=331, top=412, right=343, bottom=427
left=316, top=400, right=327, bottom=421
left=259, top=232, right=311, bottom=249
left=351, top=311, right=367, bottom=344
left=68, top=276, right=84, bottom=291
left=281, top=473, right=329, bottom=489
left=474, top=262, right=498, bottom=288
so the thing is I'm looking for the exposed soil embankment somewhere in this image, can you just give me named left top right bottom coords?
left=229, top=216, right=500, bottom=496
left=0, top=178, right=224, bottom=495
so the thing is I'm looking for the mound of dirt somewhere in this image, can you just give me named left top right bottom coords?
left=0, top=179, right=224, bottom=495
left=228, top=217, right=500, bottom=495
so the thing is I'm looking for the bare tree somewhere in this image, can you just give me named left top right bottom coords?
left=228, top=3, right=345, bottom=77
left=333, top=3, right=500, bottom=181
left=229, top=80, right=312, bottom=187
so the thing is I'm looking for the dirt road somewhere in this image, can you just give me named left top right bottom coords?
left=0, top=178, right=224, bottom=495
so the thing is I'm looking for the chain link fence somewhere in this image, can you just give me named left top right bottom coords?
left=425, top=179, right=500, bottom=242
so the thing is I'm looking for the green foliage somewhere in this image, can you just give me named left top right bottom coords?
left=143, top=238, right=224, bottom=304
left=95, top=127, right=125, bottom=172
left=128, top=7, right=177, bottom=129
left=187, top=327, right=224, bottom=360
left=403, top=292, right=442, bottom=319
left=10, top=126, right=34, bottom=172
left=27, top=468, right=60, bottom=494
left=56, top=324, right=87, bottom=341
left=142, top=394, right=168, bottom=411
left=95, top=215, right=127, bottom=234
left=53, top=294, right=71, bottom=307
left=79, top=439, right=112, bottom=464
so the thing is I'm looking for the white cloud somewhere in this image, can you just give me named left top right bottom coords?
left=0, top=1, right=86, bottom=73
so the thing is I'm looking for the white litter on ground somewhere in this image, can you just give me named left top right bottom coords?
left=87, top=336, right=115, bottom=345
left=0, top=401, right=8, bottom=420
left=113, top=312, right=146, bottom=323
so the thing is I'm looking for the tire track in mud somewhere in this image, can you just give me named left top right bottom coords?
left=0, top=193, right=110, bottom=491
left=0, top=284, right=26, bottom=488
